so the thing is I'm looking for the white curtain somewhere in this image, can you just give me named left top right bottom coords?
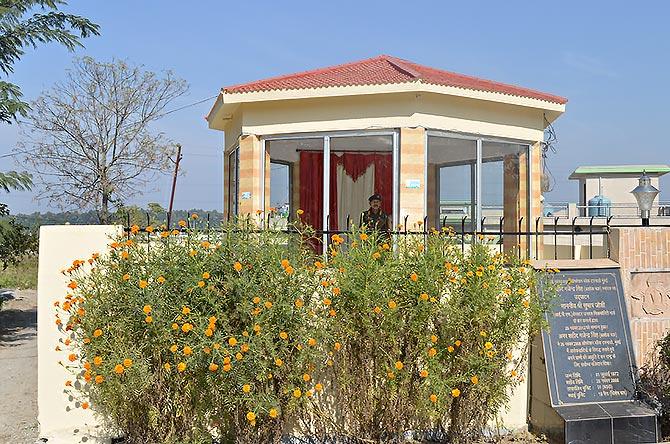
left=337, top=163, right=375, bottom=230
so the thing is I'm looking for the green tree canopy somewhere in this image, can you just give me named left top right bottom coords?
left=0, top=0, right=99, bottom=123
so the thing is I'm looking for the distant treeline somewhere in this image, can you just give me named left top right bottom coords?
left=11, top=204, right=224, bottom=228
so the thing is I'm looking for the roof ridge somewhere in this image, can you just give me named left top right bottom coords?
left=382, top=55, right=422, bottom=79
left=223, top=55, right=389, bottom=93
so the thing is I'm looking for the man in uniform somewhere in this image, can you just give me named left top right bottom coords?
left=361, top=193, right=390, bottom=235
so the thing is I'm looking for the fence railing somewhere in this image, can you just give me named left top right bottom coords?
left=121, top=212, right=670, bottom=262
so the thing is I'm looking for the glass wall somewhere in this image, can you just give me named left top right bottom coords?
left=427, top=136, right=478, bottom=232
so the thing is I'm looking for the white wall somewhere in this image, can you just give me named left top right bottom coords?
left=38, top=225, right=122, bottom=444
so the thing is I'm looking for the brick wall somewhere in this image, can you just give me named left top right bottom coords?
left=238, top=134, right=263, bottom=216
left=610, top=227, right=670, bottom=367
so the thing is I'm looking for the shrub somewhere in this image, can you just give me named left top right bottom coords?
left=639, top=330, right=670, bottom=439
left=56, top=220, right=553, bottom=443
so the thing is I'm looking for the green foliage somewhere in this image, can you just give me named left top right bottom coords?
left=0, top=170, right=32, bottom=192
left=0, top=213, right=37, bottom=270
left=0, top=0, right=99, bottom=123
left=639, top=330, right=670, bottom=439
left=0, top=254, right=37, bottom=289
left=56, top=221, right=554, bottom=443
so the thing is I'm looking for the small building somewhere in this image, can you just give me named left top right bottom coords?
left=206, top=55, right=566, bottom=252
left=569, top=165, right=670, bottom=216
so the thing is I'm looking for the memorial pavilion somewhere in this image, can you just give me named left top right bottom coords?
left=206, top=55, right=567, bottom=252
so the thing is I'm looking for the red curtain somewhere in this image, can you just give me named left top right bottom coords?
left=299, top=152, right=393, bottom=231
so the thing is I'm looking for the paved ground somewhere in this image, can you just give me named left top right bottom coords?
left=0, top=289, right=39, bottom=444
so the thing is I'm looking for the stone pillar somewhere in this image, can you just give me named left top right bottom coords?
left=610, top=227, right=670, bottom=367
left=223, top=150, right=230, bottom=221
left=399, top=127, right=426, bottom=230
left=237, top=134, right=263, bottom=217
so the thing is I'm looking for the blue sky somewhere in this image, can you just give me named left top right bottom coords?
left=2, top=0, right=669, bottom=213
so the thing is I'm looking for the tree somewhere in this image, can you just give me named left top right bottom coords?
left=0, top=0, right=99, bottom=124
left=0, top=172, right=36, bottom=272
left=0, top=170, right=31, bottom=192
left=19, top=57, right=189, bottom=223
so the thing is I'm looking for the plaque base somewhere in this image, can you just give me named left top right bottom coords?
left=538, top=401, right=659, bottom=444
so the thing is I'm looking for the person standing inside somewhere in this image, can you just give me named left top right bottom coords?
left=361, top=193, right=390, bottom=235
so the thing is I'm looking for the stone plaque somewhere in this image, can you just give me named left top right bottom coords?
left=539, top=268, right=637, bottom=406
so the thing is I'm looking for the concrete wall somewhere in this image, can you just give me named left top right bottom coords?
left=38, top=225, right=122, bottom=443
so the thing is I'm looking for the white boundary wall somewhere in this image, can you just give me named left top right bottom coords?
left=37, top=225, right=122, bottom=443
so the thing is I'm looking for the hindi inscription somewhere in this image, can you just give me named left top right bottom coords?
left=540, top=268, right=636, bottom=406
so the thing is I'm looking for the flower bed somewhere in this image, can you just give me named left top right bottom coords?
left=55, top=217, right=554, bottom=444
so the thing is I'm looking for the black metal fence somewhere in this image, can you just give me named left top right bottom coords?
left=123, top=212, right=670, bottom=261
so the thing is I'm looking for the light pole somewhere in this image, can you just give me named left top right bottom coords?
left=631, top=171, right=659, bottom=227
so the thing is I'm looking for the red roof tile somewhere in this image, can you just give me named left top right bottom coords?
left=223, top=55, right=567, bottom=104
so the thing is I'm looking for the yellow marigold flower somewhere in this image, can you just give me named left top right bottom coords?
left=372, top=252, right=381, bottom=260
left=455, top=340, right=462, bottom=347
left=410, top=272, right=418, bottom=282
left=486, top=350, right=494, bottom=358
left=233, top=262, right=242, bottom=272
left=326, top=359, right=333, bottom=366
left=205, top=328, right=213, bottom=337
left=269, top=408, right=278, bottom=418
left=191, top=213, right=198, bottom=220
left=93, top=356, right=103, bottom=366
left=196, top=280, right=205, bottom=288
left=240, top=343, right=249, bottom=352
left=511, top=370, right=518, bottom=377
left=142, top=305, right=151, bottom=314
left=293, top=388, right=302, bottom=398
left=177, top=362, right=186, bottom=372
left=295, top=299, right=304, bottom=308
left=213, top=343, right=221, bottom=350
left=430, top=394, right=438, bottom=403
left=235, top=352, right=243, bottom=361
left=242, top=384, right=251, bottom=393
left=373, top=306, right=382, bottom=314
left=183, top=346, right=192, bottom=355
left=228, top=337, right=238, bottom=346
left=471, top=375, right=479, bottom=384
left=246, top=411, right=256, bottom=422
left=420, top=369, right=428, bottom=378
left=451, top=388, right=461, bottom=398
left=488, top=264, right=496, bottom=271
left=334, top=342, right=342, bottom=351
left=223, top=363, right=232, bottom=372
left=382, top=243, right=390, bottom=250
left=523, top=300, right=530, bottom=308
left=323, top=298, right=332, bottom=306
left=171, top=323, right=178, bottom=330
left=447, top=346, right=455, bottom=353
left=315, top=383, right=323, bottom=392
left=182, top=306, right=191, bottom=315
left=387, top=371, right=395, bottom=379
left=285, top=265, right=294, bottom=275
left=419, top=293, right=429, bottom=301
left=164, top=363, right=171, bottom=371
left=157, top=276, right=166, bottom=284
left=178, top=220, right=187, bottom=227
left=122, top=274, right=130, bottom=281
left=359, top=233, right=368, bottom=241
left=480, top=331, right=487, bottom=337
left=169, top=344, right=178, bottom=353
left=130, top=224, right=140, bottom=234
left=93, top=329, right=103, bottom=338
left=395, top=361, right=403, bottom=370
left=145, top=225, right=154, bottom=233
left=145, top=315, right=153, bottom=323
left=252, top=324, right=261, bottom=333
left=484, top=342, right=493, bottom=350
left=428, top=347, right=437, bottom=357
left=123, top=358, right=133, bottom=368
left=279, top=331, right=288, bottom=340
left=252, top=296, right=261, bottom=304
left=264, top=301, right=273, bottom=309
left=274, top=358, right=283, bottom=367
left=181, top=323, right=193, bottom=333
left=297, top=209, right=304, bottom=215
left=114, top=364, right=124, bottom=374
left=388, top=300, right=397, bottom=309
left=308, top=338, right=317, bottom=346
left=303, top=373, right=311, bottom=382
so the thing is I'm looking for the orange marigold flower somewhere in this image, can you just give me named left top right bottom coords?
left=451, top=388, right=461, bottom=398
left=65, top=380, right=72, bottom=387
left=182, top=306, right=191, bottom=315
left=252, top=296, right=261, bottom=304
left=315, top=383, right=323, bottom=392
left=93, top=329, right=103, bottom=338
left=308, top=338, right=317, bottom=346
left=279, top=331, right=288, bottom=340
left=114, top=364, right=124, bottom=374
left=303, top=373, right=311, bottom=382
left=233, top=262, right=243, bottom=272
left=372, top=252, right=381, bottom=260
left=93, top=356, right=103, bottom=366
left=428, top=347, right=437, bottom=357
left=157, top=276, right=166, bottom=284
left=264, top=301, right=273, bottom=309
left=420, top=293, right=429, bottom=301
left=332, top=287, right=341, bottom=295
left=253, top=324, right=261, bottom=332
left=294, top=298, right=304, bottom=308
left=143, top=305, right=152, bottom=314
left=130, top=224, right=140, bottom=234
left=293, top=388, right=302, bottom=398
left=178, top=220, right=187, bottom=227
left=246, top=411, right=256, bottom=422
left=138, top=280, right=148, bottom=289
left=204, top=328, right=213, bottom=337
left=209, top=363, right=219, bottom=372
left=145, top=316, right=153, bottom=323
left=430, top=394, right=438, bottom=403
left=145, top=225, right=154, bottom=233
left=183, top=346, right=192, bottom=355
left=334, top=342, right=342, bottom=351
left=95, top=375, right=104, bottom=384
left=197, top=281, right=205, bottom=288
left=83, top=362, right=91, bottom=370
left=447, top=346, right=455, bottom=353
left=202, top=271, right=210, bottom=279
left=235, top=352, right=243, bottom=361
left=323, top=298, right=332, bottom=306
left=523, top=300, right=530, bottom=308
left=373, top=306, right=382, bottom=314
left=274, top=358, right=283, bottom=367
left=122, top=274, right=130, bottom=281
left=455, top=340, right=462, bottom=347
left=177, top=362, right=187, bottom=372
left=121, top=251, right=129, bottom=259
left=68, top=353, right=77, bottom=362
left=123, top=358, right=133, bottom=368
left=182, top=323, right=193, bottom=333
left=419, top=369, right=428, bottom=378
left=223, top=363, right=232, bottom=372
left=410, top=272, right=418, bottom=282
left=201, top=241, right=210, bottom=249
left=285, top=265, right=294, bottom=275
left=388, top=300, right=397, bottom=309
left=329, top=309, right=336, bottom=317
left=228, top=337, right=238, bottom=346
left=213, top=343, right=221, bottom=350
left=394, top=361, right=403, bottom=370
left=67, top=281, right=78, bottom=290
left=359, top=233, right=368, bottom=241
left=164, top=363, right=171, bottom=371
left=387, top=371, right=395, bottom=379
left=242, top=384, right=251, bottom=393
left=471, top=375, right=479, bottom=384
left=280, top=259, right=290, bottom=269
left=81, top=402, right=89, bottom=409
left=269, top=408, right=278, bottom=418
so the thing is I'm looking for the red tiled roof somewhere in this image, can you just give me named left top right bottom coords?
left=223, top=55, right=567, bottom=104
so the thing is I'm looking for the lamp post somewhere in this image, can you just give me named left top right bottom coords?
left=631, top=171, right=659, bottom=227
